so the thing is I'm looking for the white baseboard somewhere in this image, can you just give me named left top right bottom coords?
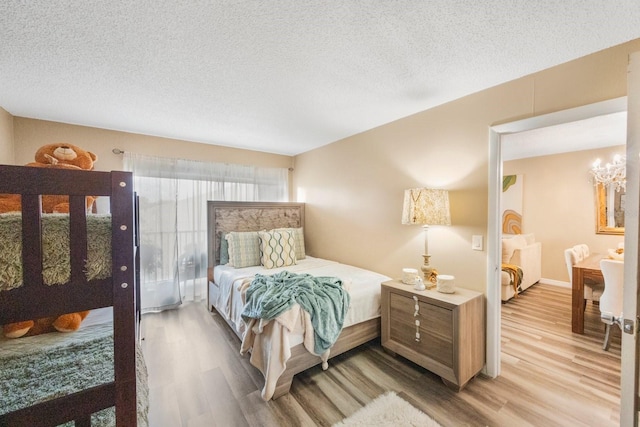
left=539, top=278, right=570, bottom=289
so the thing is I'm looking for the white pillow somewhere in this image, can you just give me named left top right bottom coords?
left=502, top=235, right=527, bottom=264
left=259, top=229, right=297, bottom=269
left=275, top=227, right=306, bottom=260
left=226, top=231, right=261, bottom=268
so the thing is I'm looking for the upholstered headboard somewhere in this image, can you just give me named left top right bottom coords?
left=206, top=201, right=305, bottom=282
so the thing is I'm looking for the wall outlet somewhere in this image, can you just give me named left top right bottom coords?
left=472, top=235, right=483, bottom=251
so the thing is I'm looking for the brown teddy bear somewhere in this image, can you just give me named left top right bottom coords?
left=3, top=313, right=91, bottom=339
left=0, top=143, right=98, bottom=213
left=1, top=142, right=98, bottom=338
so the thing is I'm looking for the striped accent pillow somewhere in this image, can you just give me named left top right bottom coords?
left=258, top=230, right=297, bottom=269
left=275, top=227, right=306, bottom=260
left=226, top=231, right=261, bottom=268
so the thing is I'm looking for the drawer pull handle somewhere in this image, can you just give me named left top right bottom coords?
left=415, top=320, right=421, bottom=342
left=415, top=331, right=421, bottom=342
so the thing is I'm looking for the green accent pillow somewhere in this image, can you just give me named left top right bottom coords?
left=226, top=231, right=261, bottom=268
left=219, top=232, right=229, bottom=265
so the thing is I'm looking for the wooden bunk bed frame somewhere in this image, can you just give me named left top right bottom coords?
left=0, top=165, right=139, bottom=426
left=206, top=201, right=380, bottom=399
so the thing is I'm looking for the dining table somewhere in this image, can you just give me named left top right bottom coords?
left=571, top=253, right=605, bottom=334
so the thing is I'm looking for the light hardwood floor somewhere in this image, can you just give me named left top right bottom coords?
left=140, top=283, right=621, bottom=426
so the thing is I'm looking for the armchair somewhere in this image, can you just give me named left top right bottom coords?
left=501, top=233, right=542, bottom=301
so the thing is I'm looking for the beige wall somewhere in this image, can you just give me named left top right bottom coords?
left=504, top=146, right=625, bottom=283
left=4, top=39, right=639, bottom=293
left=11, top=118, right=294, bottom=195
left=294, top=39, right=640, bottom=293
left=0, top=107, right=14, bottom=164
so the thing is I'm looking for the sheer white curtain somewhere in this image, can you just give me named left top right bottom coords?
left=123, top=153, right=288, bottom=313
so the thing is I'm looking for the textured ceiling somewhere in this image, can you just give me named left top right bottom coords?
left=1, top=2, right=640, bottom=156
left=502, top=111, right=627, bottom=161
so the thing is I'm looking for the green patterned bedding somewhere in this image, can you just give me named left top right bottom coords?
left=0, top=213, right=112, bottom=291
left=0, top=322, right=148, bottom=426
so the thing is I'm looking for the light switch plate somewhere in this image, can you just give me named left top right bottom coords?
left=472, top=235, right=483, bottom=251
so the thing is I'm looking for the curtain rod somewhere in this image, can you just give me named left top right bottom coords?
left=114, top=147, right=293, bottom=171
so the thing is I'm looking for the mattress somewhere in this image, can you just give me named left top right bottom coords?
left=0, top=307, right=148, bottom=426
left=210, top=256, right=390, bottom=346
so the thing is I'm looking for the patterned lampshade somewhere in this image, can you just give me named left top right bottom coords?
left=401, top=188, right=451, bottom=226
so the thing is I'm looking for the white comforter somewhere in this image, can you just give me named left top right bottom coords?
left=209, top=256, right=390, bottom=400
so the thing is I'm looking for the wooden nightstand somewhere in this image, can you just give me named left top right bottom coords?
left=381, top=280, right=485, bottom=391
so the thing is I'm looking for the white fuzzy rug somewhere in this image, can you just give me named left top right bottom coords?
left=333, top=391, right=441, bottom=427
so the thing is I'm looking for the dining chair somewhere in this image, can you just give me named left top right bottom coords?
left=564, top=245, right=604, bottom=310
left=576, top=243, right=590, bottom=259
left=599, top=259, right=624, bottom=351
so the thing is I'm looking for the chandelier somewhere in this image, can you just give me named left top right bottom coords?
left=591, top=154, right=626, bottom=192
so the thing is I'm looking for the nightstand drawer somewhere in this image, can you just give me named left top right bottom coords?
left=381, top=280, right=485, bottom=391
left=389, top=293, right=453, bottom=367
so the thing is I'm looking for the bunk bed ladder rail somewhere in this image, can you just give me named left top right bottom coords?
left=110, top=171, right=138, bottom=426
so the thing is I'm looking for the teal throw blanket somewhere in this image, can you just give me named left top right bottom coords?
left=242, top=271, right=350, bottom=355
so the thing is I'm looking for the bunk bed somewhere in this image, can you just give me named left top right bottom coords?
left=0, top=165, right=146, bottom=426
left=207, top=201, right=391, bottom=400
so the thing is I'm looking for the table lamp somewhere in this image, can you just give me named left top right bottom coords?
left=401, top=188, right=451, bottom=286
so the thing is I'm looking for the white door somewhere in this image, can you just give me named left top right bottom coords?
left=620, top=50, right=640, bottom=427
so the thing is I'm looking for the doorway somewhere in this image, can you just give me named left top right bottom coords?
left=485, top=96, right=628, bottom=377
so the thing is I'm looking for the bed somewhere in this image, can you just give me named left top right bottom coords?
left=206, top=201, right=391, bottom=400
left=0, top=165, right=146, bottom=426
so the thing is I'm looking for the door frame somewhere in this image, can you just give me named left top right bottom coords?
left=486, top=96, right=628, bottom=377
left=620, top=51, right=640, bottom=427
